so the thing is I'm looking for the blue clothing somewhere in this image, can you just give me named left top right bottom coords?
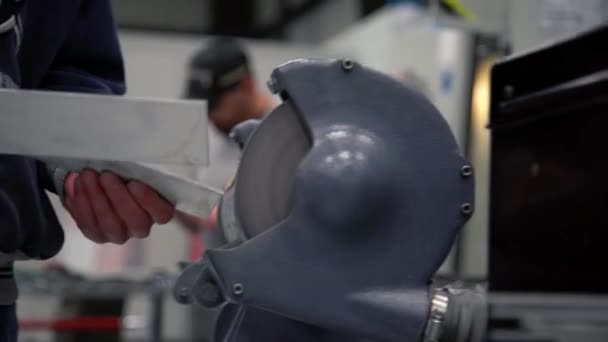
left=1, top=1, right=125, bottom=340
left=0, top=0, right=125, bottom=260
left=0, top=305, right=17, bottom=341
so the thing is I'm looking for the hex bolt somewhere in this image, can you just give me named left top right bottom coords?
left=342, top=59, right=354, bottom=71
left=267, top=77, right=279, bottom=94
left=174, top=286, right=191, bottom=304
left=194, top=282, right=224, bottom=308
left=461, top=203, right=473, bottom=215
left=232, top=283, right=244, bottom=296
left=460, top=165, right=473, bottom=178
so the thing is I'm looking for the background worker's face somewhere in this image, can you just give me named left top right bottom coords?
left=209, top=77, right=256, bottom=133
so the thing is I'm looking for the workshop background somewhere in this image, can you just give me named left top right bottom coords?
left=14, top=0, right=608, bottom=341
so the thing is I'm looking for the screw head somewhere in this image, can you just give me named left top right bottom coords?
left=461, top=165, right=473, bottom=178
left=267, top=77, right=279, bottom=94
left=232, top=283, right=244, bottom=296
left=461, top=203, right=473, bottom=215
left=194, top=282, right=224, bottom=308
left=174, top=286, right=191, bottom=304
left=342, top=59, right=354, bottom=71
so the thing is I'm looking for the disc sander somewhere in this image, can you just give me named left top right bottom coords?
left=230, top=101, right=311, bottom=238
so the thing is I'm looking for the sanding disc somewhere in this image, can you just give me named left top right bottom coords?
left=233, top=101, right=311, bottom=238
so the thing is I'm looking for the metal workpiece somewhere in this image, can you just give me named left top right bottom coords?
left=0, top=88, right=210, bottom=165
left=194, top=59, right=474, bottom=341
left=44, top=158, right=222, bottom=217
left=0, top=88, right=222, bottom=216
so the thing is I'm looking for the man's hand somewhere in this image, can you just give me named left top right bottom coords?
left=63, top=169, right=175, bottom=244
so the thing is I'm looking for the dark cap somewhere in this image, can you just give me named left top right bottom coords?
left=185, top=37, right=251, bottom=111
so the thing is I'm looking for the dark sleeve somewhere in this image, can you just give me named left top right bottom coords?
left=36, top=0, right=126, bottom=95
left=19, top=0, right=126, bottom=95
left=19, top=0, right=127, bottom=193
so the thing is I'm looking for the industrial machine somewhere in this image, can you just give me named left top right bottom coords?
left=174, top=59, right=485, bottom=342
left=487, top=25, right=608, bottom=342
left=175, top=24, right=608, bottom=341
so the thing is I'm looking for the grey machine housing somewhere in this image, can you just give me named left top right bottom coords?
left=193, top=59, right=474, bottom=341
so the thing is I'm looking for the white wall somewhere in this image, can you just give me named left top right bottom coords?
left=508, top=0, right=607, bottom=53
left=459, top=0, right=607, bottom=52
left=285, top=0, right=361, bottom=43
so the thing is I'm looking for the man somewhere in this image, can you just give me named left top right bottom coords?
left=178, top=38, right=274, bottom=235
left=185, top=37, right=274, bottom=190
left=178, top=37, right=276, bottom=341
left=0, top=1, right=174, bottom=340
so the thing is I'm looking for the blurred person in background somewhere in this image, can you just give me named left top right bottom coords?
left=186, top=37, right=274, bottom=190
left=176, top=37, right=275, bottom=342
left=177, top=38, right=275, bottom=235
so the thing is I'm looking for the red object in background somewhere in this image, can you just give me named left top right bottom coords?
left=20, top=316, right=122, bottom=331
left=189, top=232, right=204, bottom=261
